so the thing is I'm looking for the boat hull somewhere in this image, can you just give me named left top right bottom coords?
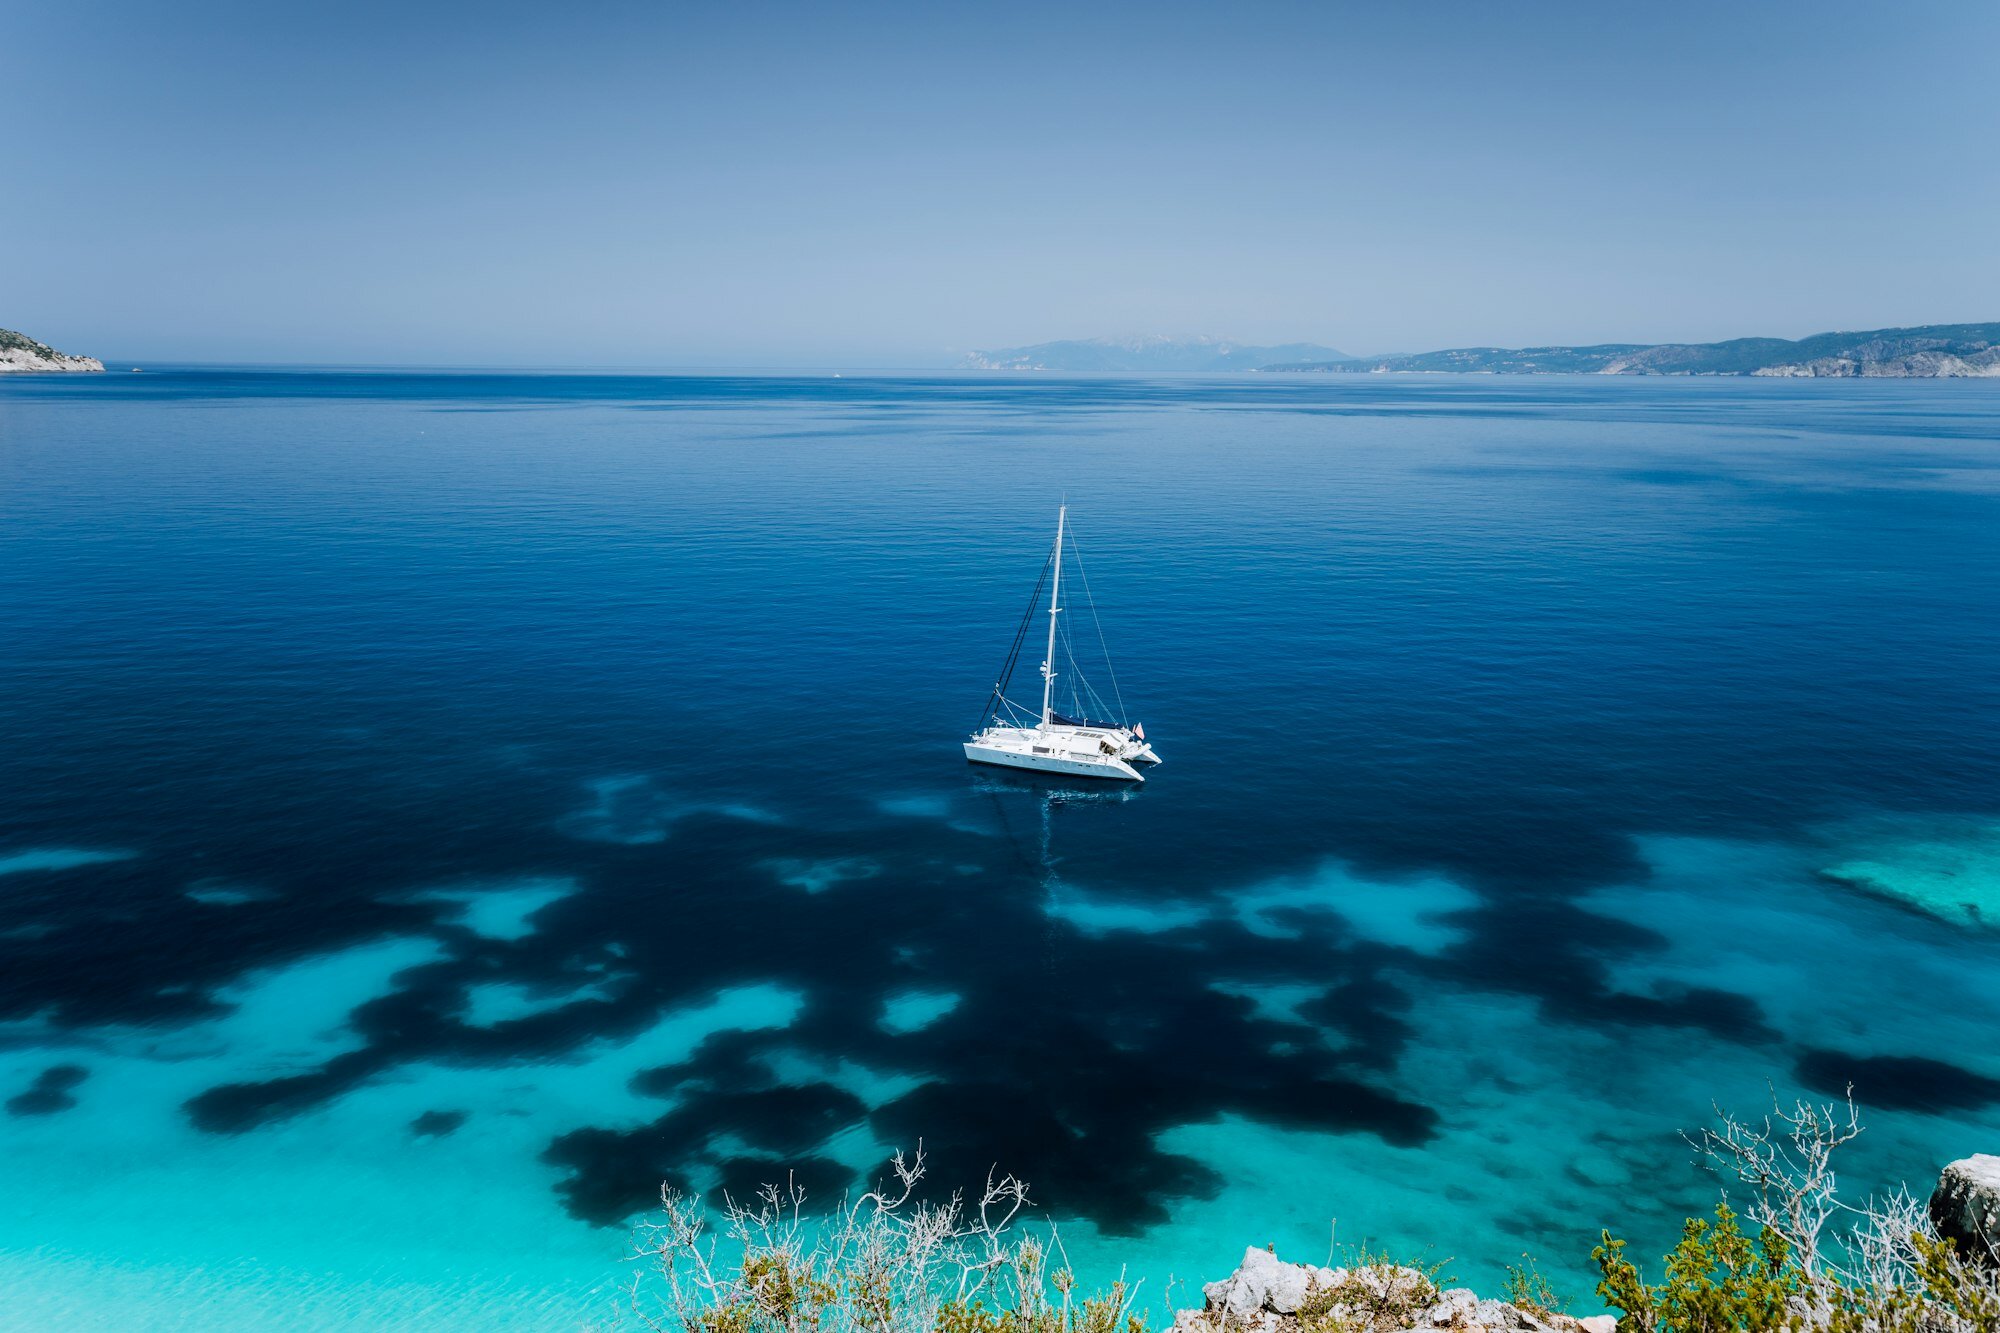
left=963, top=742, right=1144, bottom=782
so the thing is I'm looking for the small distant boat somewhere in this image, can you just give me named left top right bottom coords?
left=964, top=506, right=1159, bottom=781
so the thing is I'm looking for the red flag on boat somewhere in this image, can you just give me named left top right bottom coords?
left=1135, top=722, right=1145, bottom=740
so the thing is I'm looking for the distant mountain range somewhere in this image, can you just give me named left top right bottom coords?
left=1264, top=323, right=2000, bottom=378
left=963, top=335, right=1351, bottom=372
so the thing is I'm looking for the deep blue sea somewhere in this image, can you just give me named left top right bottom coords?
left=3, top=369, right=1999, bottom=1328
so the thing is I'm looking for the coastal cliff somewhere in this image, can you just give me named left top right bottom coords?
left=0, top=327, right=104, bottom=373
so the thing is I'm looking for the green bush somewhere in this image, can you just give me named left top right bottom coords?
left=1594, top=1204, right=1797, bottom=1333
left=1586, top=1092, right=2000, bottom=1333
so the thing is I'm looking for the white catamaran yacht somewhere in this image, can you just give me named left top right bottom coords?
left=964, top=506, right=1160, bottom=782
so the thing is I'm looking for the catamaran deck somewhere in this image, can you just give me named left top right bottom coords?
left=964, top=724, right=1147, bottom=781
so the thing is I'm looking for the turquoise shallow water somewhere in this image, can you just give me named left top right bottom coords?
left=2, top=370, right=1998, bottom=1327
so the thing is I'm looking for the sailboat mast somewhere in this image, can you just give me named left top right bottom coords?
left=1040, top=504, right=1066, bottom=727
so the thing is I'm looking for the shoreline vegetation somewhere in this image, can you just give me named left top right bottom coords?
left=618, top=1098, right=2000, bottom=1333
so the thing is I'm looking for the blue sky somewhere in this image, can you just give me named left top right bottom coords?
left=4, top=0, right=1996, bottom=366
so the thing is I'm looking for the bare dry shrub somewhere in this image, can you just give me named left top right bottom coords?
left=1596, top=1090, right=2000, bottom=1333
left=619, top=1146, right=1145, bottom=1333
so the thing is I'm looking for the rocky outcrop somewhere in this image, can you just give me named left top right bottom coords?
left=1172, top=1247, right=1617, bottom=1333
left=0, top=327, right=104, bottom=373
left=1931, top=1155, right=2000, bottom=1264
left=1752, top=348, right=2000, bottom=377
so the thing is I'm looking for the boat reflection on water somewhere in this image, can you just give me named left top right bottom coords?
left=966, top=769, right=1146, bottom=806
left=970, top=767, right=1144, bottom=900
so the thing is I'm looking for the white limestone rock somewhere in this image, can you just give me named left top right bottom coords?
left=1422, top=1289, right=1482, bottom=1326
left=1932, top=1154, right=2000, bottom=1263
left=1184, top=1248, right=1617, bottom=1333
left=1205, top=1247, right=1317, bottom=1317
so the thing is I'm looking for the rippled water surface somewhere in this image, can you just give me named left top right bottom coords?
left=3, top=370, right=1998, bottom=1328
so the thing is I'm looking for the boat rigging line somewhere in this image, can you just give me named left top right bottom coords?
left=978, top=544, right=1053, bottom=730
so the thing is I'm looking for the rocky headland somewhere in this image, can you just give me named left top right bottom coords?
left=0, top=327, right=104, bottom=373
